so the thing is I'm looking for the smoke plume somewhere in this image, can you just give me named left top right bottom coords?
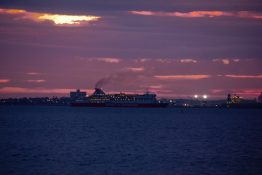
left=95, top=69, right=148, bottom=90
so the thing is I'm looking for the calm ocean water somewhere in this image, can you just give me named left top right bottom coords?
left=0, top=106, right=261, bottom=175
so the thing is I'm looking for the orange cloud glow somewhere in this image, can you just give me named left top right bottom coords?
left=0, top=79, right=10, bottom=83
left=148, top=85, right=163, bottom=89
left=211, top=89, right=224, bottom=94
left=212, top=58, right=230, bottom=65
left=134, top=58, right=151, bottom=63
left=86, top=57, right=121, bottom=63
left=0, top=87, right=73, bottom=94
left=0, top=8, right=101, bottom=26
left=154, top=74, right=210, bottom=80
left=0, top=87, right=94, bottom=95
left=180, top=59, right=197, bottom=63
left=175, top=11, right=231, bottom=18
left=211, top=88, right=262, bottom=97
left=27, top=80, right=46, bottom=83
left=222, top=59, right=230, bottom=65
left=155, top=58, right=172, bottom=63
left=237, top=89, right=262, bottom=96
left=97, top=58, right=121, bottom=63
left=225, top=75, right=262, bottom=79
left=233, top=59, right=240, bottom=62
left=126, top=67, right=145, bottom=72
left=130, top=10, right=262, bottom=19
left=84, top=57, right=121, bottom=63
left=26, top=72, right=42, bottom=75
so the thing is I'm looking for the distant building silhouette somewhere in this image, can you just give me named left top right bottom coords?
left=258, top=92, right=262, bottom=103
left=227, top=94, right=232, bottom=104
left=70, top=89, right=87, bottom=100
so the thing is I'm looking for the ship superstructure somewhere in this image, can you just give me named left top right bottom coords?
left=71, top=88, right=168, bottom=107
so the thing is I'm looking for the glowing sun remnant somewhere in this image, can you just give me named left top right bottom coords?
left=0, top=8, right=101, bottom=26
left=38, top=14, right=100, bottom=25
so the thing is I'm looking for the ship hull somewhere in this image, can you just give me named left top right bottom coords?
left=71, top=102, right=168, bottom=108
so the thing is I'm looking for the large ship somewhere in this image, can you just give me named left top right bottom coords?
left=71, top=88, right=168, bottom=108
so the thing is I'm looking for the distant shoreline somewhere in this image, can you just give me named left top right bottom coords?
left=1, top=104, right=262, bottom=109
left=1, top=97, right=262, bottom=109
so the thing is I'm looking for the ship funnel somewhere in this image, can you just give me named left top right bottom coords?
left=93, top=88, right=106, bottom=96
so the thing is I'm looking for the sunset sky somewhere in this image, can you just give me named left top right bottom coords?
left=0, top=0, right=262, bottom=99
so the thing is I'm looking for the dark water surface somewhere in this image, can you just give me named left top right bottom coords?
left=0, top=106, right=262, bottom=175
